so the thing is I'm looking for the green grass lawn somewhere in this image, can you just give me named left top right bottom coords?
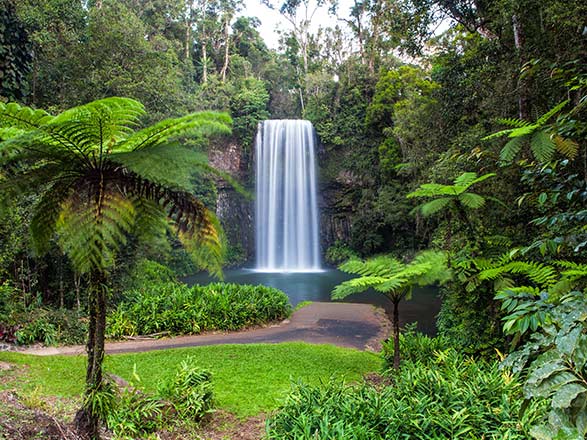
left=0, top=342, right=381, bottom=417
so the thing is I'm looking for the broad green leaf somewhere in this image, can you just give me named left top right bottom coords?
left=551, top=383, right=587, bottom=409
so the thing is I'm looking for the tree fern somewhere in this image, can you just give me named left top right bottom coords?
left=0, top=97, right=234, bottom=438
left=485, top=100, right=574, bottom=163
left=332, top=251, right=450, bottom=369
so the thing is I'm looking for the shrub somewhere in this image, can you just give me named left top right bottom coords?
left=382, top=323, right=450, bottom=366
left=107, top=281, right=291, bottom=338
left=157, top=357, right=214, bottom=421
left=106, top=389, right=165, bottom=438
left=325, top=241, right=358, bottom=265
left=267, top=337, right=546, bottom=439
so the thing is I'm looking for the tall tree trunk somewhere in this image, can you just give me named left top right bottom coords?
left=391, top=299, right=400, bottom=369
left=512, top=14, right=529, bottom=119
left=184, top=17, right=191, bottom=60
left=220, top=18, right=230, bottom=82
left=201, top=0, right=208, bottom=84
left=75, top=271, right=107, bottom=440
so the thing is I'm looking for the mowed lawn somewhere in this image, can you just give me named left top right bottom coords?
left=0, top=342, right=381, bottom=417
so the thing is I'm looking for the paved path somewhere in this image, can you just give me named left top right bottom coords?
left=22, top=302, right=391, bottom=356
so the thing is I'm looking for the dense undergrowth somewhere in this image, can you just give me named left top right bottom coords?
left=0, top=280, right=291, bottom=345
left=267, top=331, right=547, bottom=440
left=107, top=282, right=291, bottom=339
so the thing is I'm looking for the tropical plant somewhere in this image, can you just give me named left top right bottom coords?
left=484, top=100, right=579, bottom=163
left=107, top=281, right=291, bottom=338
left=332, top=250, right=450, bottom=368
left=0, top=97, right=232, bottom=439
left=267, top=342, right=545, bottom=440
left=407, top=172, right=497, bottom=247
left=502, top=290, right=587, bottom=439
left=157, top=356, right=214, bottom=421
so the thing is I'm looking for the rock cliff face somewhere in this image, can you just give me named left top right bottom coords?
left=209, top=135, right=355, bottom=266
left=208, top=138, right=254, bottom=260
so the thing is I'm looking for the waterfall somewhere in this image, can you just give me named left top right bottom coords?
left=255, top=120, right=322, bottom=272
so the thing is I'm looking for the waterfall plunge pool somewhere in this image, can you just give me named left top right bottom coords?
left=183, top=268, right=441, bottom=335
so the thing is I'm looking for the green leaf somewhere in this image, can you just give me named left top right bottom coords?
left=531, top=130, right=556, bottom=163
left=551, top=383, right=587, bottom=409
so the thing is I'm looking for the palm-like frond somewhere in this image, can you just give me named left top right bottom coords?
left=420, top=197, right=451, bottom=216
left=57, top=193, right=136, bottom=273
left=499, top=136, right=525, bottom=162
left=553, top=136, right=579, bottom=160
left=458, top=192, right=486, bottom=209
left=115, top=111, right=231, bottom=152
left=530, top=130, right=555, bottom=163
left=0, top=98, right=234, bottom=277
left=332, top=251, right=450, bottom=301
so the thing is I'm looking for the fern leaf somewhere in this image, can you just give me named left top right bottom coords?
left=495, top=117, right=530, bottom=128
left=458, top=193, right=486, bottom=209
left=536, top=100, right=569, bottom=126
left=530, top=130, right=555, bottom=163
left=419, top=197, right=451, bottom=216
left=500, top=136, right=525, bottom=162
left=553, top=136, right=579, bottom=160
left=116, top=112, right=231, bottom=153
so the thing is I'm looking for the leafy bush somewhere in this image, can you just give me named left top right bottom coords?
left=106, top=389, right=165, bottom=438
left=267, top=336, right=546, bottom=439
left=325, top=241, right=358, bottom=265
left=105, top=359, right=212, bottom=438
left=502, top=290, right=587, bottom=439
left=107, top=281, right=291, bottom=338
left=158, top=357, right=214, bottom=421
left=382, top=323, right=450, bottom=366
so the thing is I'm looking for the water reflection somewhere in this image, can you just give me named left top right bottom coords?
left=183, top=269, right=441, bottom=335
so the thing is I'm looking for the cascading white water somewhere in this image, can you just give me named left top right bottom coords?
left=255, top=120, right=322, bottom=272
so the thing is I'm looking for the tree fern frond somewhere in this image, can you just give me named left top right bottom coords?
left=179, top=209, right=224, bottom=278
left=0, top=102, right=54, bottom=131
left=419, top=197, right=451, bottom=216
left=30, top=180, right=75, bottom=255
left=116, top=112, right=231, bottom=153
left=482, top=128, right=516, bottom=141
left=500, top=136, right=525, bottom=162
left=57, top=192, right=136, bottom=273
left=495, top=117, right=531, bottom=128
left=535, top=100, right=569, bottom=126
left=406, top=183, right=453, bottom=199
left=111, top=143, right=209, bottom=191
left=49, top=97, right=145, bottom=154
left=530, top=130, right=555, bottom=163
left=458, top=192, right=486, bottom=209
left=553, top=136, right=579, bottom=160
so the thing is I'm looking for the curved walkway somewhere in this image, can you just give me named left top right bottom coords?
left=22, top=302, right=391, bottom=356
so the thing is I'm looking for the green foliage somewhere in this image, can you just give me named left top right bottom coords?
left=0, top=0, right=32, bottom=101
left=157, top=357, right=214, bottom=421
left=106, top=388, right=165, bottom=439
left=382, top=323, right=451, bottom=366
left=333, top=250, right=450, bottom=301
left=485, top=101, right=578, bottom=164
left=324, top=241, right=358, bottom=265
left=0, top=286, right=87, bottom=345
left=502, top=291, right=587, bottom=439
left=267, top=341, right=545, bottom=439
left=407, top=172, right=496, bottom=216
left=107, top=282, right=291, bottom=338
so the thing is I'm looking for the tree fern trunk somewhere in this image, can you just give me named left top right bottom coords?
left=75, top=271, right=107, bottom=439
left=392, top=299, right=400, bottom=369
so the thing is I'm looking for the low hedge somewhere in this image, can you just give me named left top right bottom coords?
left=107, top=282, right=291, bottom=338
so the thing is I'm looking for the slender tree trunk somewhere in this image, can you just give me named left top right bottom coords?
left=391, top=299, right=400, bottom=369
left=512, top=14, right=529, bottom=119
left=220, top=18, right=230, bottom=82
left=201, top=0, right=208, bottom=84
left=184, top=18, right=191, bottom=60
left=75, top=271, right=107, bottom=440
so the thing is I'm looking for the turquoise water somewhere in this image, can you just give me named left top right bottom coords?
left=184, top=268, right=441, bottom=335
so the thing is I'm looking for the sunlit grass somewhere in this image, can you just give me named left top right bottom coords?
left=0, top=342, right=381, bottom=417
